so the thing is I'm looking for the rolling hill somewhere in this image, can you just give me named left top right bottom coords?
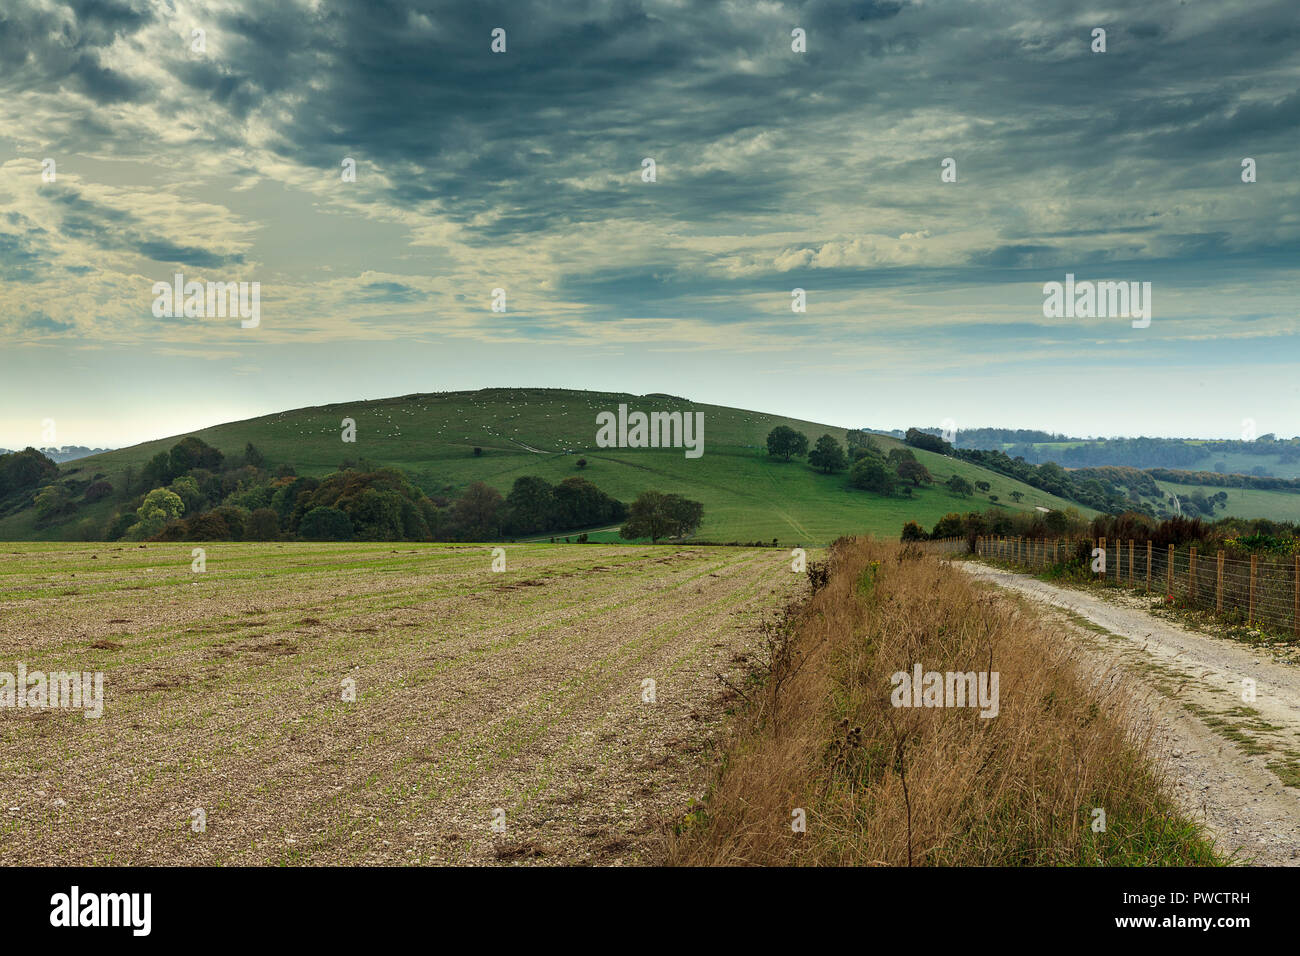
left=1, top=388, right=1092, bottom=544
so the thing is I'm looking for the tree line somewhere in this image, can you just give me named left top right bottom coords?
left=10, top=437, right=704, bottom=544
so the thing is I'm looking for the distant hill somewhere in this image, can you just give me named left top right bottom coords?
left=914, top=427, right=1300, bottom=479
left=0, top=446, right=115, bottom=463
left=0, top=388, right=1090, bottom=544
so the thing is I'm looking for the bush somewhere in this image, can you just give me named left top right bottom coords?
left=931, top=513, right=966, bottom=538
left=900, top=520, right=928, bottom=541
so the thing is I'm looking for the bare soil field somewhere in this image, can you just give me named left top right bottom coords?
left=0, top=542, right=808, bottom=865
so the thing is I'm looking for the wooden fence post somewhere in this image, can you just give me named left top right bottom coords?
left=1167, top=544, right=1174, bottom=596
left=1294, top=554, right=1299, bottom=638
left=1146, top=541, right=1152, bottom=592
left=1216, top=551, right=1224, bottom=613
left=1189, top=546, right=1197, bottom=605
left=1250, top=555, right=1257, bottom=625
left=1098, top=537, right=1105, bottom=578
left=1129, top=540, right=1134, bottom=586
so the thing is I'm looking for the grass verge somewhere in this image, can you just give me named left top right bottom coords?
left=667, top=536, right=1225, bottom=866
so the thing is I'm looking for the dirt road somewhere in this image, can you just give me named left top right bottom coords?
left=961, top=562, right=1300, bottom=865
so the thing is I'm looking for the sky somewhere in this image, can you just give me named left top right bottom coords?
left=1, top=0, right=1297, bottom=449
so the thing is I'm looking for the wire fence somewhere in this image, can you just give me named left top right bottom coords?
left=974, top=535, right=1300, bottom=637
left=915, top=536, right=969, bottom=557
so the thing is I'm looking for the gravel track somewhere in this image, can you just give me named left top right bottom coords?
left=961, top=562, right=1300, bottom=866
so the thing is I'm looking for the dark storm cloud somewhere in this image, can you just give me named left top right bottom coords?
left=6, top=0, right=1300, bottom=294
left=0, top=0, right=149, bottom=101
left=140, top=0, right=1290, bottom=256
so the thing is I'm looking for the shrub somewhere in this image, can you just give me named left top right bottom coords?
left=900, top=520, right=928, bottom=541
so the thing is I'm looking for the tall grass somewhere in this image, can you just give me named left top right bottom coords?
left=669, top=536, right=1223, bottom=866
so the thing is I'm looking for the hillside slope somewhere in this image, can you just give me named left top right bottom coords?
left=1, top=388, right=1089, bottom=544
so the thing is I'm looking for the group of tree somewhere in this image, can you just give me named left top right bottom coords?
left=441, top=474, right=630, bottom=541
left=769, top=426, right=1001, bottom=502
left=0, top=448, right=61, bottom=518
left=901, top=505, right=1087, bottom=545
left=908, top=508, right=1300, bottom=560
left=11, top=431, right=712, bottom=545
left=618, top=491, right=704, bottom=543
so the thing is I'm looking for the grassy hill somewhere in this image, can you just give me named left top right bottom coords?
left=1155, top=480, right=1300, bottom=523
left=2, top=388, right=1091, bottom=545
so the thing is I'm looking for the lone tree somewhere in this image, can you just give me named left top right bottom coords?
left=766, top=425, right=808, bottom=462
left=896, top=459, right=934, bottom=487
left=619, top=490, right=704, bottom=543
left=945, top=474, right=974, bottom=497
left=807, top=434, right=847, bottom=474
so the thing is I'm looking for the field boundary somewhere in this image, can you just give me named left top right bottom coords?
left=971, top=535, right=1300, bottom=638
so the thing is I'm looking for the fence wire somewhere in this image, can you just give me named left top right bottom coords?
left=970, top=535, right=1300, bottom=636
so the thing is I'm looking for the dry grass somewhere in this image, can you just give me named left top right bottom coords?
left=668, top=537, right=1224, bottom=866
